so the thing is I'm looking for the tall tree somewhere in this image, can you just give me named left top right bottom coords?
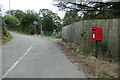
left=5, top=10, right=42, bottom=34
left=63, top=10, right=81, bottom=26
left=21, top=10, right=41, bottom=34
left=54, top=1, right=120, bottom=19
left=39, top=9, right=61, bottom=32
left=6, top=10, right=26, bottom=22
left=4, top=15, right=20, bottom=29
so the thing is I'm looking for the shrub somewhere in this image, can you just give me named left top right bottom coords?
left=4, top=16, right=20, bottom=29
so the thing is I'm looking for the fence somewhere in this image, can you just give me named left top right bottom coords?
left=62, top=19, right=120, bottom=58
left=42, top=31, right=61, bottom=38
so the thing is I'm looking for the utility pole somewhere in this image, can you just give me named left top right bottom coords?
left=35, top=24, right=37, bottom=34
left=33, top=21, right=38, bottom=34
left=41, top=24, right=43, bottom=36
left=9, top=0, right=11, bottom=10
left=9, top=0, right=11, bottom=15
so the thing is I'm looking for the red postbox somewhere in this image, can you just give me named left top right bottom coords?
left=92, top=27, right=102, bottom=41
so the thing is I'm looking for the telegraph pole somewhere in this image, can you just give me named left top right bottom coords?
left=9, top=0, right=11, bottom=10
left=41, top=24, right=43, bottom=36
left=9, top=0, right=11, bottom=15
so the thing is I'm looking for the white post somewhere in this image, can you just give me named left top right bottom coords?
left=9, top=0, right=11, bottom=15
left=9, top=0, right=11, bottom=10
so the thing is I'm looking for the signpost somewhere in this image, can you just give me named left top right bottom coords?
left=33, top=21, right=38, bottom=34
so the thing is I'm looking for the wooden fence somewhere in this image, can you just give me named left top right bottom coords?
left=62, top=19, right=120, bottom=58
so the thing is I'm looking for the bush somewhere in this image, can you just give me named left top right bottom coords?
left=4, top=16, right=20, bottom=29
left=100, top=42, right=109, bottom=58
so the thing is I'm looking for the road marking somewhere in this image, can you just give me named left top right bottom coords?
left=1, top=45, right=33, bottom=79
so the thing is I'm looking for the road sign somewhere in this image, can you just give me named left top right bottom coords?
left=33, top=21, right=38, bottom=25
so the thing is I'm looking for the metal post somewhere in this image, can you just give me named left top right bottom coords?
left=41, top=24, right=43, bottom=36
left=95, top=41, right=99, bottom=58
left=9, top=0, right=11, bottom=10
left=9, top=0, right=11, bottom=15
left=35, top=24, right=37, bottom=34
left=95, top=41, right=99, bottom=78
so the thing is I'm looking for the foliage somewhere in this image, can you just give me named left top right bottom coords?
left=54, top=1, right=120, bottom=28
left=2, top=32, right=13, bottom=45
left=44, top=36, right=59, bottom=40
left=20, top=10, right=41, bottom=34
left=55, top=2, right=120, bottom=20
left=62, top=10, right=81, bottom=26
left=2, top=26, right=8, bottom=38
left=4, top=9, right=61, bottom=35
left=2, top=26, right=13, bottom=45
left=5, top=10, right=42, bottom=34
left=100, top=42, right=109, bottom=53
left=80, top=31, right=85, bottom=37
left=100, top=41, right=109, bottom=58
left=39, top=9, right=61, bottom=32
left=6, top=10, right=26, bottom=22
left=4, top=16, right=20, bottom=29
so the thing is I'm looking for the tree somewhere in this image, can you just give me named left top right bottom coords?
left=4, top=15, right=20, bottom=29
left=62, top=10, right=81, bottom=26
left=39, top=9, right=61, bottom=32
left=54, top=1, right=120, bottom=19
left=21, top=10, right=41, bottom=34
left=4, top=9, right=61, bottom=35
left=5, top=10, right=42, bottom=34
left=6, top=10, right=26, bottom=22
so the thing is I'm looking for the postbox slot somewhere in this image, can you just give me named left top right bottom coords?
left=92, top=29, right=96, bottom=31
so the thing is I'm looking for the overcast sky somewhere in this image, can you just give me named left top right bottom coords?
left=0, top=0, right=65, bottom=19
left=1, top=0, right=119, bottom=19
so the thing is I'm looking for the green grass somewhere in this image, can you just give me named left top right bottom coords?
left=43, top=36, right=60, bottom=39
left=2, top=33, right=13, bottom=45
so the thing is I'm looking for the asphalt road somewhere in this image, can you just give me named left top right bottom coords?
left=2, top=32, right=86, bottom=78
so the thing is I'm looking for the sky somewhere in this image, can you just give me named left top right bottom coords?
left=0, top=0, right=65, bottom=19
left=54, top=0, right=119, bottom=2
left=0, top=0, right=119, bottom=18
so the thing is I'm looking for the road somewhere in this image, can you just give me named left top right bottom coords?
left=2, top=32, right=86, bottom=78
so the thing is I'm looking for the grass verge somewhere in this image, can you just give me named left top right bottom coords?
left=2, top=33, right=13, bottom=45
left=43, top=36, right=60, bottom=40
left=57, top=40, right=118, bottom=78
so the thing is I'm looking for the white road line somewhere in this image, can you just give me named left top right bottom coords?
left=1, top=45, right=33, bottom=79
